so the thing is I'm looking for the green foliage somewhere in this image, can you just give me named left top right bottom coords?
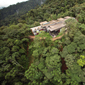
left=77, top=14, right=83, bottom=23
left=34, top=21, right=40, bottom=26
left=25, top=34, right=62, bottom=85
left=77, top=55, right=85, bottom=67
left=14, top=82, right=22, bottom=85
left=25, top=63, right=43, bottom=81
left=18, top=55, right=29, bottom=69
left=36, top=31, right=52, bottom=39
left=12, top=46, right=20, bottom=52
left=60, top=20, right=85, bottom=85
left=50, top=14, right=57, bottom=20
left=67, top=42, right=77, bottom=53
left=19, top=49, right=25, bottom=54
left=43, top=13, right=50, bottom=20
left=1, top=0, right=85, bottom=85
left=5, top=67, right=17, bottom=79
left=21, top=38, right=29, bottom=43
left=0, top=23, right=31, bottom=84
left=14, top=39, right=21, bottom=45
left=0, top=0, right=46, bottom=26
left=78, top=23, right=85, bottom=35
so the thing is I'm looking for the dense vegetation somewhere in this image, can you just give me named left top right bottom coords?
left=0, top=0, right=85, bottom=85
left=25, top=19, right=85, bottom=85
left=0, top=0, right=46, bottom=26
left=18, top=0, right=85, bottom=24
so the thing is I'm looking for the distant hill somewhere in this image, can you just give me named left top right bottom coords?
left=0, top=7, right=4, bottom=9
left=0, top=0, right=46, bottom=27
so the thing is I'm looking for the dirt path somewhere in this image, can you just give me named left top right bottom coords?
left=52, top=34, right=64, bottom=41
left=29, top=36, right=35, bottom=39
left=28, top=56, right=34, bottom=68
left=29, top=32, right=67, bottom=41
left=29, top=34, right=64, bottom=41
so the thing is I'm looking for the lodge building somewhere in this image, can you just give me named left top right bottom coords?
left=30, top=16, right=75, bottom=37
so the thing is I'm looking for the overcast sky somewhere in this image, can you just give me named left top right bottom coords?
left=0, top=0, right=28, bottom=7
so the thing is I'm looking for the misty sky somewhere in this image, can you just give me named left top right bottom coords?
left=0, top=0, right=28, bottom=7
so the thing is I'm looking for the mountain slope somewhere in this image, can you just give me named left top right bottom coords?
left=18, top=0, right=85, bottom=25
left=0, top=0, right=46, bottom=26
left=0, top=0, right=85, bottom=85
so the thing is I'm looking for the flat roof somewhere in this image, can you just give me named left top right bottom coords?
left=31, top=26, right=41, bottom=31
left=57, top=18, right=65, bottom=21
left=42, top=16, right=74, bottom=31
left=42, top=20, right=60, bottom=27
left=64, top=16, right=72, bottom=19
left=31, top=26, right=41, bottom=29
left=40, top=21, right=48, bottom=25
left=30, top=16, right=74, bottom=33
left=49, top=23, right=66, bottom=31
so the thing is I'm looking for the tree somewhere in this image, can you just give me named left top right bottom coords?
left=25, top=32, right=63, bottom=85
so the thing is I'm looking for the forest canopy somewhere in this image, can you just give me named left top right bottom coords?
left=0, top=0, right=85, bottom=85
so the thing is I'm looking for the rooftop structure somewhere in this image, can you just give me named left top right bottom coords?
left=57, top=18, right=65, bottom=21
left=30, top=26, right=41, bottom=35
left=40, top=21, right=48, bottom=25
left=49, top=23, right=66, bottom=31
left=64, top=16, right=73, bottom=19
left=30, top=16, right=75, bottom=36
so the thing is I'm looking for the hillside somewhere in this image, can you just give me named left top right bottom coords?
left=0, top=0, right=46, bottom=27
left=0, top=0, right=85, bottom=85
left=17, top=0, right=85, bottom=25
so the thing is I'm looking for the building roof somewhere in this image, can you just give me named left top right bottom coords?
left=31, top=26, right=41, bottom=31
left=31, top=26, right=41, bottom=35
left=42, top=16, right=74, bottom=31
left=57, top=18, right=65, bottom=21
left=30, top=16, right=75, bottom=35
left=49, top=20, right=57, bottom=23
left=48, top=23, right=66, bottom=31
left=40, top=21, right=48, bottom=25
left=64, top=16, right=72, bottom=19
left=42, top=20, right=59, bottom=27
